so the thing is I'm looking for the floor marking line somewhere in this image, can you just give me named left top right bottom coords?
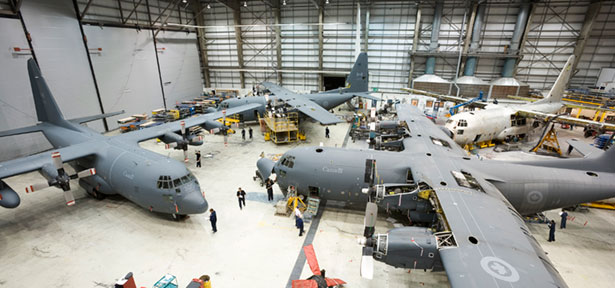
left=285, top=200, right=327, bottom=288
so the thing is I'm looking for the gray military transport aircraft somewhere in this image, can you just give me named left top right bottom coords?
left=257, top=103, right=615, bottom=287
left=0, top=59, right=259, bottom=219
left=215, top=52, right=380, bottom=125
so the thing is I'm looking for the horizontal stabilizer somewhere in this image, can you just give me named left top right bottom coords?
left=351, top=92, right=382, bottom=101
left=0, top=124, right=43, bottom=138
left=69, top=110, right=125, bottom=124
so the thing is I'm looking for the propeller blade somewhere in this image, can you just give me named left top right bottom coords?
left=325, top=278, right=347, bottom=286
left=364, top=202, right=378, bottom=238
left=165, top=143, right=178, bottom=149
left=360, top=246, right=374, bottom=280
left=25, top=182, right=50, bottom=193
left=180, top=120, right=186, bottom=137
left=51, top=151, right=63, bottom=170
left=183, top=149, right=188, bottom=163
left=76, top=168, right=96, bottom=179
left=303, top=244, right=322, bottom=276
left=190, top=135, right=203, bottom=143
left=291, top=280, right=318, bottom=288
left=63, top=190, right=75, bottom=206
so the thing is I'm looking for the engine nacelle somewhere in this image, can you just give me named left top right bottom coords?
left=0, top=180, right=20, bottom=208
left=202, top=120, right=224, bottom=133
left=160, top=132, right=184, bottom=145
left=79, top=175, right=114, bottom=196
left=371, top=227, right=442, bottom=271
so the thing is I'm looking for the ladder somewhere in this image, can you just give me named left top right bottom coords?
left=307, top=197, right=320, bottom=215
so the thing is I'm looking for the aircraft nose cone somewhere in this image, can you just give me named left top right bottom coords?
left=257, top=157, right=276, bottom=181
left=179, top=191, right=209, bottom=214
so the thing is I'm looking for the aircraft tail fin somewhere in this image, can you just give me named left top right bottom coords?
left=342, top=52, right=369, bottom=93
left=534, top=55, right=575, bottom=105
left=28, top=58, right=67, bottom=125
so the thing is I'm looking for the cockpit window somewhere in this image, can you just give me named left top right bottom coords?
left=281, top=155, right=295, bottom=168
left=457, top=129, right=464, bottom=135
left=220, top=102, right=229, bottom=109
left=158, top=175, right=172, bottom=189
left=458, top=119, right=467, bottom=127
left=446, top=119, right=453, bottom=124
left=173, top=178, right=182, bottom=187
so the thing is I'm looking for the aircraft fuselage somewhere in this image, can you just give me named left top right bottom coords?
left=38, top=121, right=208, bottom=215
left=270, top=146, right=615, bottom=215
left=445, top=103, right=563, bottom=145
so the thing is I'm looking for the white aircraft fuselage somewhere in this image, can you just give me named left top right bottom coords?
left=445, top=102, right=563, bottom=145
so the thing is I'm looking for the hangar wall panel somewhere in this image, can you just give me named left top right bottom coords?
left=83, top=26, right=164, bottom=130
left=156, top=31, right=203, bottom=105
left=21, top=0, right=104, bottom=131
left=0, top=18, right=53, bottom=162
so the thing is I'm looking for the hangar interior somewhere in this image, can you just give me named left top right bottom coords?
left=1, top=0, right=615, bottom=287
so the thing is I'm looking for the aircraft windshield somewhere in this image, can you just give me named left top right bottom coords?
left=280, top=155, right=295, bottom=168
left=458, top=119, right=467, bottom=127
left=157, top=172, right=197, bottom=189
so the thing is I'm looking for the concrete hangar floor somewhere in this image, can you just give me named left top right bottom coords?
left=0, top=109, right=614, bottom=288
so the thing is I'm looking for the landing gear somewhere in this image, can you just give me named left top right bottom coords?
left=87, top=186, right=106, bottom=200
left=172, top=214, right=188, bottom=221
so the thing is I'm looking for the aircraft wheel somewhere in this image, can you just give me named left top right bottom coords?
left=172, top=214, right=187, bottom=221
left=88, top=187, right=106, bottom=200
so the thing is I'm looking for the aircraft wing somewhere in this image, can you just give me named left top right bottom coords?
left=284, top=97, right=343, bottom=125
left=565, top=138, right=604, bottom=157
left=429, top=178, right=568, bottom=288
left=516, top=108, right=615, bottom=131
left=402, top=88, right=489, bottom=109
left=396, top=104, right=468, bottom=156
left=261, top=82, right=343, bottom=124
left=0, top=141, right=97, bottom=179
left=114, top=103, right=261, bottom=143
left=261, top=81, right=298, bottom=96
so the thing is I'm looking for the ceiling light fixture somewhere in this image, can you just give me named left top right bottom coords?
left=282, top=0, right=286, bottom=5
left=207, top=3, right=211, bottom=9
left=325, top=0, right=329, bottom=4
left=244, top=1, right=247, bottom=7
left=181, top=0, right=187, bottom=3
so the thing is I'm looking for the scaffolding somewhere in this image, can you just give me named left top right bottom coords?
left=260, top=112, right=300, bottom=144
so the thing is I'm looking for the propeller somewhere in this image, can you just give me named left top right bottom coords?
left=25, top=152, right=96, bottom=206
left=164, top=121, right=204, bottom=162
left=359, top=158, right=378, bottom=279
left=291, top=244, right=346, bottom=288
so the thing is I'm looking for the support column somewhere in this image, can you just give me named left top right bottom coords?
left=192, top=0, right=211, bottom=88
left=502, top=0, right=530, bottom=77
left=571, top=0, right=601, bottom=80
left=514, top=4, right=535, bottom=77
left=233, top=9, right=245, bottom=88
left=459, top=3, right=477, bottom=77
left=354, top=3, right=361, bottom=58
left=425, top=0, right=443, bottom=75
left=318, top=6, right=324, bottom=91
left=408, top=7, right=421, bottom=87
left=364, top=6, right=369, bottom=52
left=463, top=3, right=486, bottom=77
left=274, top=6, right=282, bottom=85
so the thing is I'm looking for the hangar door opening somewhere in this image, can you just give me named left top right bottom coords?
left=324, top=75, right=347, bottom=91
